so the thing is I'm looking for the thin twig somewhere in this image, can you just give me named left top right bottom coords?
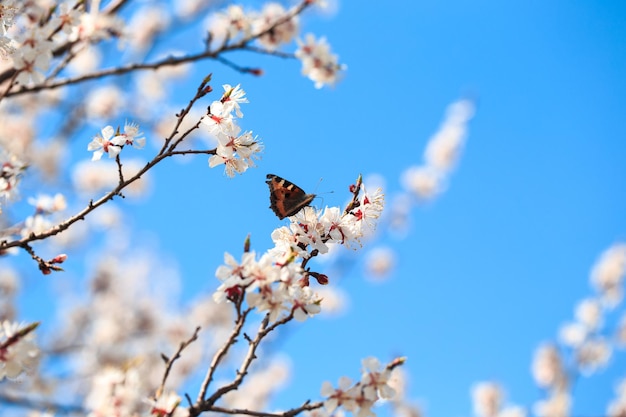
left=206, top=401, right=323, bottom=417
left=193, top=312, right=295, bottom=415
left=196, top=307, right=253, bottom=403
left=155, top=326, right=202, bottom=399
left=0, top=81, right=210, bottom=255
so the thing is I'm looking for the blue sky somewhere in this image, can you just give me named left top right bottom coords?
left=147, top=2, right=625, bottom=416
left=12, top=1, right=626, bottom=416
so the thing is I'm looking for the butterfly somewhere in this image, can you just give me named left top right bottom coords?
left=266, top=174, right=316, bottom=219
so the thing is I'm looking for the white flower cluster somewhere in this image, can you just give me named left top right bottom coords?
left=201, top=84, right=263, bottom=177
left=550, top=243, right=626, bottom=383
left=208, top=3, right=343, bottom=88
left=529, top=342, right=578, bottom=417
left=296, top=34, right=345, bottom=89
left=402, top=99, right=474, bottom=200
left=0, top=321, right=40, bottom=380
left=527, top=243, right=626, bottom=417
left=557, top=297, right=611, bottom=376
left=214, top=250, right=321, bottom=322
left=271, top=184, right=384, bottom=258
left=213, top=183, right=383, bottom=320
left=87, top=122, right=146, bottom=161
left=1, top=1, right=122, bottom=85
left=590, top=242, right=626, bottom=306
left=210, top=3, right=298, bottom=50
left=321, top=357, right=396, bottom=417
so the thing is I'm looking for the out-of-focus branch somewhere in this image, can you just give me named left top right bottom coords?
left=156, top=326, right=202, bottom=399
left=5, top=0, right=313, bottom=98
left=196, top=307, right=253, bottom=403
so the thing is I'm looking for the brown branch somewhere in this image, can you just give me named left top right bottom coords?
left=0, top=0, right=126, bottom=86
left=160, top=77, right=212, bottom=155
left=4, top=0, right=313, bottom=98
left=168, top=149, right=217, bottom=157
left=207, top=401, right=323, bottom=417
left=192, top=312, right=295, bottom=416
left=197, top=358, right=407, bottom=417
left=155, top=326, right=202, bottom=399
left=0, top=79, right=211, bottom=254
left=115, top=154, right=125, bottom=187
left=196, top=307, right=253, bottom=403
left=20, top=243, right=64, bottom=274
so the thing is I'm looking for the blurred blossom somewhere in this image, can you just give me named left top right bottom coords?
left=402, top=166, right=443, bottom=200
left=126, top=5, right=171, bottom=51
left=316, top=286, right=348, bottom=316
left=0, top=151, right=27, bottom=203
left=21, top=214, right=52, bottom=237
left=72, top=160, right=119, bottom=194
left=427, top=98, right=474, bottom=169
left=222, top=358, right=290, bottom=410
left=0, top=268, right=18, bottom=296
left=424, top=123, right=465, bottom=171
left=0, top=321, right=40, bottom=380
left=175, top=0, right=212, bottom=19
left=312, top=0, right=339, bottom=17
left=85, top=85, right=125, bottom=120
left=147, top=391, right=187, bottom=417
left=575, top=337, right=611, bottom=375
left=388, top=367, right=409, bottom=401
left=607, top=379, right=626, bottom=417
left=574, top=298, right=603, bottom=330
left=533, top=392, right=570, bottom=417
left=207, top=4, right=252, bottom=44
left=471, top=382, right=502, bottom=417
left=254, top=3, right=299, bottom=51
left=72, top=11, right=124, bottom=42
left=607, top=398, right=626, bottom=417
left=394, top=403, right=423, bottom=417
left=0, top=113, right=36, bottom=158
left=364, top=246, right=396, bottom=281
left=85, top=367, right=144, bottom=416
left=590, top=243, right=626, bottom=307
left=531, top=344, right=566, bottom=389
left=557, top=322, right=586, bottom=348
left=155, top=56, right=191, bottom=79
left=72, top=159, right=151, bottom=198
left=136, top=72, right=167, bottom=102
left=90, top=205, right=124, bottom=231
left=499, top=406, right=527, bottom=417
left=67, top=44, right=102, bottom=74
left=295, top=34, right=345, bottom=89
left=51, top=218, right=88, bottom=248
left=153, top=107, right=214, bottom=149
left=28, top=193, right=66, bottom=214
left=402, top=98, right=474, bottom=201
left=31, top=139, right=65, bottom=179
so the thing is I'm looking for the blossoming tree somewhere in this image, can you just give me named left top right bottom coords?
left=0, top=1, right=624, bottom=417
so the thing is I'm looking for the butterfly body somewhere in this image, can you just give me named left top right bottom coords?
left=266, top=174, right=315, bottom=219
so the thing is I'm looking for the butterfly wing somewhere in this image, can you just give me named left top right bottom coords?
left=266, top=174, right=316, bottom=219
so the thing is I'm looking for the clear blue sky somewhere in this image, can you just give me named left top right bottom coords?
left=16, top=1, right=626, bottom=416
